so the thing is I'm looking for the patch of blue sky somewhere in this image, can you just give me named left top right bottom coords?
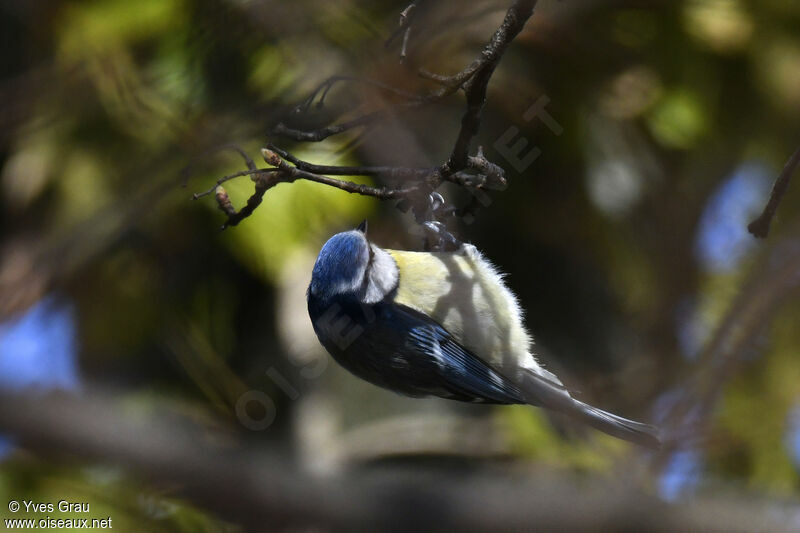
left=786, top=401, right=800, bottom=470
left=695, top=162, right=771, bottom=273
left=659, top=448, right=702, bottom=501
left=0, top=296, right=80, bottom=458
left=651, top=389, right=703, bottom=500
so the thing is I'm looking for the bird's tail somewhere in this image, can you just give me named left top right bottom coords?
left=517, top=367, right=661, bottom=448
left=564, top=399, right=661, bottom=449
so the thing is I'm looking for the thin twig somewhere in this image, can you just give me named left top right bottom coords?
left=446, top=0, right=538, bottom=172
left=192, top=168, right=277, bottom=200
left=261, top=148, right=421, bottom=200
left=220, top=143, right=258, bottom=171
left=266, top=143, right=434, bottom=179
left=273, top=4, right=532, bottom=146
left=294, top=76, right=424, bottom=114
left=271, top=111, right=385, bottom=142
left=386, top=0, right=423, bottom=62
left=400, top=25, right=412, bottom=63
left=199, top=0, right=536, bottom=228
left=747, top=144, right=800, bottom=238
left=218, top=177, right=274, bottom=229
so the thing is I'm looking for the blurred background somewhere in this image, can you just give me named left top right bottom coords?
left=1, top=0, right=799, bottom=530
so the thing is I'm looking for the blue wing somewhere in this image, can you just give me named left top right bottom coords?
left=404, top=319, right=524, bottom=403
left=319, top=296, right=524, bottom=403
left=309, top=291, right=524, bottom=403
left=310, top=294, right=662, bottom=448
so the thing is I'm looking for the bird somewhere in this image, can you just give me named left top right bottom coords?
left=307, top=221, right=660, bottom=448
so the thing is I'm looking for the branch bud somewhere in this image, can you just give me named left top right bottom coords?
left=215, top=185, right=235, bottom=216
left=261, top=148, right=283, bottom=168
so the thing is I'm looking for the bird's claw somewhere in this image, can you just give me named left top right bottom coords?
left=423, top=221, right=461, bottom=252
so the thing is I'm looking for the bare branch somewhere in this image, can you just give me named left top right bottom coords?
left=0, top=388, right=798, bottom=533
left=261, top=148, right=421, bottom=200
left=747, top=144, right=800, bottom=238
left=266, top=143, right=434, bottom=179
left=444, top=146, right=508, bottom=190
left=192, top=168, right=276, bottom=200
left=220, top=143, right=258, bottom=171
left=275, top=1, right=537, bottom=147
left=294, top=76, right=424, bottom=114
left=446, top=0, right=538, bottom=172
left=217, top=178, right=270, bottom=229
left=198, top=0, right=537, bottom=228
left=207, top=149, right=427, bottom=229
left=386, top=1, right=423, bottom=63
left=271, top=110, right=385, bottom=142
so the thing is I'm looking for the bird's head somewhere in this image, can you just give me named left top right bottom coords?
left=309, top=221, right=398, bottom=304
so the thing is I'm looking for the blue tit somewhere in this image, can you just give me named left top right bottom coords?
left=307, top=222, right=660, bottom=448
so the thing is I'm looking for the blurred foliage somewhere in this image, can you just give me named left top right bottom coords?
left=0, top=461, right=233, bottom=532
left=1, top=0, right=800, bottom=530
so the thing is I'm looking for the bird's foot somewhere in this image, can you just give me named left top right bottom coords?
left=423, top=220, right=461, bottom=252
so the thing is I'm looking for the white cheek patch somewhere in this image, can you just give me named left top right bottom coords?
left=361, top=245, right=399, bottom=304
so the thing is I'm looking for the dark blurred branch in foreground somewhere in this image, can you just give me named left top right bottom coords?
left=196, top=0, right=534, bottom=229
left=657, top=230, right=800, bottom=464
left=0, top=389, right=797, bottom=532
left=748, top=144, right=800, bottom=238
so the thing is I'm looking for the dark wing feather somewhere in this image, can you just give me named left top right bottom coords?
left=405, top=321, right=523, bottom=404
left=310, top=295, right=524, bottom=404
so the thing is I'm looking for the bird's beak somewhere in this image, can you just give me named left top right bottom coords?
left=356, top=219, right=368, bottom=234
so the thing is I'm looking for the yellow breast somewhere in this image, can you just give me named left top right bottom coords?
left=387, top=246, right=535, bottom=373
